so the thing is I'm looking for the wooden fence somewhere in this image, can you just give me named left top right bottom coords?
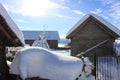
left=89, top=56, right=120, bottom=80
left=10, top=56, right=120, bottom=80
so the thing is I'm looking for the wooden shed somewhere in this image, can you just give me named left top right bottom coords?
left=66, top=14, right=120, bottom=56
left=0, top=3, right=24, bottom=80
left=22, top=31, right=60, bottom=49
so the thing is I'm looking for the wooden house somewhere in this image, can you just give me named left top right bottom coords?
left=0, top=3, right=24, bottom=80
left=22, top=31, right=60, bottom=49
left=66, top=14, right=120, bottom=56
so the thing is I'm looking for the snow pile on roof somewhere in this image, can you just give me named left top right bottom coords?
left=114, top=39, right=120, bottom=56
left=66, top=14, right=90, bottom=37
left=67, top=14, right=120, bottom=37
left=22, top=31, right=60, bottom=40
left=0, top=3, right=25, bottom=44
left=92, top=14, right=120, bottom=36
left=9, top=47, right=94, bottom=80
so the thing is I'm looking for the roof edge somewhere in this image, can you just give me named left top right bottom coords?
left=66, top=13, right=120, bottom=38
left=66, top=14, right=91, bottom=38
left=0, top=3, right=25, bottom=45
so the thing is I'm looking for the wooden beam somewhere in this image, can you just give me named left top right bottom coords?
left=76, top=39, right=108, bottom=57
left=0, top=24, right=17, bottom=46
left=0, top=15, right=23, bottom=46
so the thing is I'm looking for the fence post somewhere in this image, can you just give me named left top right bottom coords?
left=92, top=52, right=96, bottom=79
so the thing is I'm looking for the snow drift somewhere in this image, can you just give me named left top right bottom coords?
left=10, top=47, right=94, bottom=80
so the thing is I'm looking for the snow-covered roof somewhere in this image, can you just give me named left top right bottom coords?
left=0, top=3, right=25, bottom=45
left=22, top=31, right=60, bottom=40
left=66, top=14, right=120, bottom=38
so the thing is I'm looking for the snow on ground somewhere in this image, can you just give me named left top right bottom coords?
left=0, top=3, right=25, bottom=44
left=51, top=49, right=70, bottom=56
left=10, top=47, right=94, bottom=80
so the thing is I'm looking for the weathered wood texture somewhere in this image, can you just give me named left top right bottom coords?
left=71, top=21, right=115, bottom=56
left=0, top=15, right=24, bottom=46
left=47, top=40, right=58, bottom=49
left=0, top=15, right=24, bottom=80
left=89, top=56, right=120, bottom=80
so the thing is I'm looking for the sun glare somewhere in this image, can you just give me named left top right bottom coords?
left=19, top=0, right=59, bottom=16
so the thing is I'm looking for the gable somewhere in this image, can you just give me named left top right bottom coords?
left=66, top=14, right=120, bottom=39
left=73, top=21, right=113, bottom=40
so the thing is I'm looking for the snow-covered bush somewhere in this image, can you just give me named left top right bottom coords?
left=10, top=47, right=94, bottom=80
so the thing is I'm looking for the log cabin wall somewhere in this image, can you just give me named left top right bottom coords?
left=70, top=21, right=115, bottom=56
left=47, top=40, right=58, bottom=49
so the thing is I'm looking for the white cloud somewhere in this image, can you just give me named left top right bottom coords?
left=18, top=26, right=24, bottom=30
left=108, top=2, right=120, bottom=28
left=97, top=0, right=115, bottom=5
left=72, top=10, right=85, bottom=15
left=97, top=0, right=120, bottom=28
left=15, top=19, right=27, bottom=23
left=19, top=25, right=36, bottom=30
left=19, top=0, right=60, bottom=16
left=61, top=0, right=65, bottom=1
left=100, top=14, right=109, bottom=20
left=54, top=14, right=72, bottom=19
left=109, top=2, right=120, bottom=19
left=4, top=0, right=63, bottom=17
left=2, top=0, right=22, bottom=14
left=90, top=8, right=102, bottom=14
left=96, top=0, right=120, bottom=20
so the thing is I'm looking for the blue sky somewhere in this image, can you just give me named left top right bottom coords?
left=0, top=0, right=120, bottom=38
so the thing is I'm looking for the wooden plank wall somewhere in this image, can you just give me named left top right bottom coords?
left=89, top=56, right=120, bottom=80
left=70, top=21, right=115, bottom=56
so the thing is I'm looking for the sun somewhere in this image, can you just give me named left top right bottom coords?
left=19, top=0, right=59, bottom=16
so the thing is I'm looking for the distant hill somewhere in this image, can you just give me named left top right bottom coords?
left=58, top=38, right=70, bottom=47
left=58, top=38, right=70, bottom=44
